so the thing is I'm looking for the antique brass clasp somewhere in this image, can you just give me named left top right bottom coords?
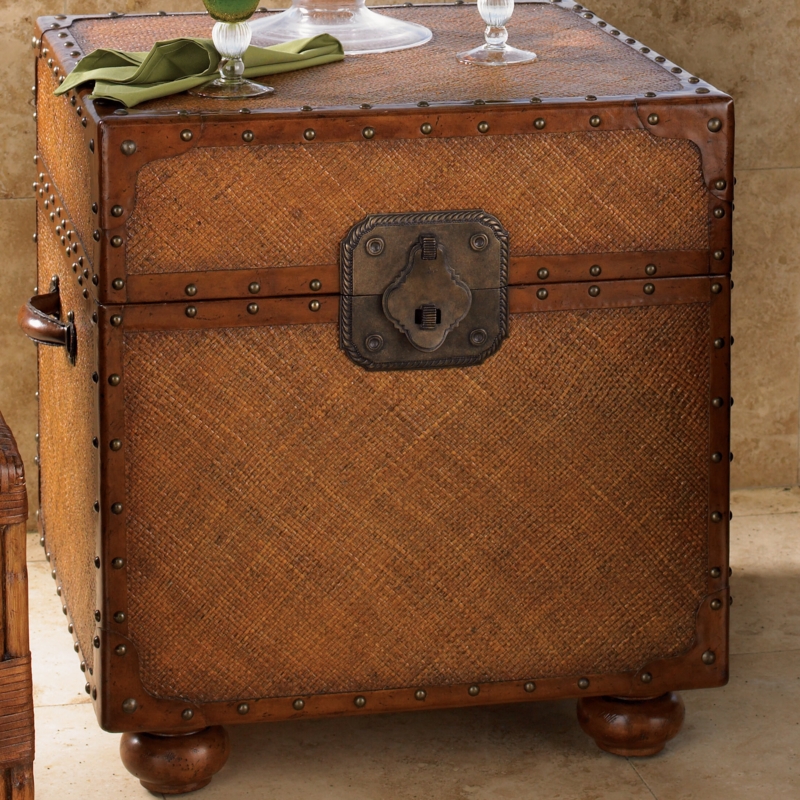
left=382, top=233, right=473, bottom=353
left=340, top=210, right=508, bottom=370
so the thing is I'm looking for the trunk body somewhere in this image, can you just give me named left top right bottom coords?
left=32, top=2, right=732, bottom=734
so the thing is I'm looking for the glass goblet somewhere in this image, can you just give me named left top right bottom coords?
left=457, top=0, right=537, bottom=67
left=250, top=0, right=432, bottom=56
left=190, top=0, right=274, bottom=98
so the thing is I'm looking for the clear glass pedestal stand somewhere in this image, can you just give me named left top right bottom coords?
left=250, top=0, right=432, bottom=55
left=457, top=0, right=536, bottom=66
left=190, top=20, right=275, bottom=98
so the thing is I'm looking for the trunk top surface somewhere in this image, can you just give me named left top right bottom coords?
left=41, top=2, right=703, bottom=114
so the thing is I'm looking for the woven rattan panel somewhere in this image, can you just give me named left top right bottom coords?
left=124, top=305, right=710, bottom=702
left=37, top=206, right=98, bottom=672
left=127, top=131, right=707, bottom=275
left=69, top=5, right=682, bottom=111
left=36, top=62, right=93, bottom=258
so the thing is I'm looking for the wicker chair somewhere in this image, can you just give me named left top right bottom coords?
left=0, top=412, right=34, bottom=798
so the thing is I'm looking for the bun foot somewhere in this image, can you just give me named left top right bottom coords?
left=120, top=726, right=230, bottom=795
left=577, top=692, right=685, bottom=757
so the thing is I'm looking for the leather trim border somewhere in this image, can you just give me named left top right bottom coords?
left=105, top=274, right=713, bottom=332
left=123, top=250, right=712, bottom=304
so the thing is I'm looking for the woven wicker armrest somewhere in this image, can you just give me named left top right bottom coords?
left=0, top=411, right=34, bottom=799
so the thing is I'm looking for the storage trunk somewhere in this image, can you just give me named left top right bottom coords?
left=26, top=1, right=732, bottom=784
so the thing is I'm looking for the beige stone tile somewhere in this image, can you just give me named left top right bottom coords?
left=730, top=512, right=800, bottom=656
left=33, top=703, right=156, bottom=799
left=27, top=531, right=46, bottom=561
left=65, top=0, right=404, bottom=12
left=201, top=703, right=656, bottom=799
left=733, top=168, right=800, bottom=283
left=730, top=434, right=799, bottom=490
left=65, top=0, right=204, bottom=14
left=0, top=0, right=62, bottom=198
left=732, top=486, right=800, bottom=517
left=633, top=649, right=800, bottom=800
left=591, top=1, right=800, bottom=170
left=28, top=557, right=92, bottom=708
left=0, top=198, right=39, bottom=528
left=729, top=167, right=800, bottom=488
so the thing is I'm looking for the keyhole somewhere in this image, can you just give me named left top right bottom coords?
left=415, top=304, right=441, bottom=329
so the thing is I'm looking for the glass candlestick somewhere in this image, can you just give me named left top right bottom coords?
left=457, top=0, right=537, bottom=66
left=191, top=0, right=274, bottom=98
left=250, top=0, right=432, bottom=55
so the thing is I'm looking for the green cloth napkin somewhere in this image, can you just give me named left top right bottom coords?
left=55, top=35, right=344, bottom=107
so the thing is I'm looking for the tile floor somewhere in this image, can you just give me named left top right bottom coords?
left=28, top=487, right=800, bottom=799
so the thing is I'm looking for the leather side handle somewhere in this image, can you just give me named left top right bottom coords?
left=17, top=276, right=77, bottom=364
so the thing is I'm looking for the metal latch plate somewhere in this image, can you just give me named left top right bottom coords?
left=340, top=211, right=509, bottom=370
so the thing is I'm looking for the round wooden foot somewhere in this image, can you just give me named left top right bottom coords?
left=120, top=726, right=230, bottom=795
left=577, top=692, right=685, bottom=757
